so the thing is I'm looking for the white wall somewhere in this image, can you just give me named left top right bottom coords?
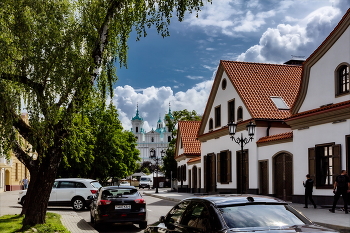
left=292, top=120, right=350, bottom=196
left=299, top=27, right=350, bottom=113
left=204, top=72, right=251, bottom=134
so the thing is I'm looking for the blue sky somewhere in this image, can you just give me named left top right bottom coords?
left=111, top=0, right=350, bottom=132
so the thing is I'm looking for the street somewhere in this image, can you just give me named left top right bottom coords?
left=75, top=195, right=175, bottom=233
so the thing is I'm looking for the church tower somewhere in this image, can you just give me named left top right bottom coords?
left=131, top=104, right=144, bottom=136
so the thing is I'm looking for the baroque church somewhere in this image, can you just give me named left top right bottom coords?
left=130, top=105, right=173, bottom=164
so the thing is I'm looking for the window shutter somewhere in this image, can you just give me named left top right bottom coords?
left=308, top=147, right=316, bottom=181
left=211, top=154, right=216, bottom=191
left=203, top=155, right=207, bottom=192
left=227, top=151, right=232, bottom=182
left=217, top=153, right=221, bottom=183
left=332, top=144, right=341, bottom=180
left=184, top=165, right=187, bottom=181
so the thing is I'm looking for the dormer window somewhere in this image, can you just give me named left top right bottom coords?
left=336, top=64, right=349, bottom=96
left=270, top=96, right=289, bottom=110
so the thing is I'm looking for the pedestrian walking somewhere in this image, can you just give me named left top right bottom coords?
left=329, top=170, right=350, bottom=214
left=21, top=177, right=29, bottom=190
left=303, top=174, right=316, bottom=208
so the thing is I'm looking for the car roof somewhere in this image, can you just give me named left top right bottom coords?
left=183, top=194, right=287, bottom=207
left=55, top=178, right=99, bottom=182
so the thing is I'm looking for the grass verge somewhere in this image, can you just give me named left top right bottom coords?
left=0, top=212, right=69, bottom=233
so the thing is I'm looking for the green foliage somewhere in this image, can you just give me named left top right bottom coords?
left=0, top=213, right=69, bottom=233
left=163, top=109, right=202, bottom=179
left=58, top=99, right=140, bottom=181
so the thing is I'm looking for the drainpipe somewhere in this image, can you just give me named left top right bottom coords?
left=266, top=122, right=271, bottom=137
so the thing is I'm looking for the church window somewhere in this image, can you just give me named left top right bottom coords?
left=168, top=136, right=171, bottom=142
left=151, top=137, right=154, bottom=142
left=136, top=127, right=139, bottom=133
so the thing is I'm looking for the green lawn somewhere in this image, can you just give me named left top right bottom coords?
left=0, top=213, right=69, bottom=233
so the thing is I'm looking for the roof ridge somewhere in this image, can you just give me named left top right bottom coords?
left=220, top=60, right=302, bottom=67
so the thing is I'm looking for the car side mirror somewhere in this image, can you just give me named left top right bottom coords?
left=87, top=195, right=96, bottom=200
left=159, top=216, right=166, bottom=223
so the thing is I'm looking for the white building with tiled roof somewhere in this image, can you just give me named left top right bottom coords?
left=181, top=9, right=350, bottom=205
left=175, top=121, right=201, bottom=192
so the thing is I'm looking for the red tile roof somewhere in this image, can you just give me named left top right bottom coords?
left=287, top=100, right=350, bottom=120
left=221, top=60, right=302, bottom=119
left=257, top=132, right=293, bottom=144
left=188, top=156, right=201, bottom=164
left=178, top=121, right=201, bottom=155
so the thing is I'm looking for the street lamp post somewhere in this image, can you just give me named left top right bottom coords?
left=227, top=121, right=256, bottom=194
left=150, top=149, right=165, bottom=194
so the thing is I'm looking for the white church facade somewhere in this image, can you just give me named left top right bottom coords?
left=131, top=105, right=173, bottom=164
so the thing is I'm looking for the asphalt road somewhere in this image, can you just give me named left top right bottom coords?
left=75, top=195, right=176, bottom=233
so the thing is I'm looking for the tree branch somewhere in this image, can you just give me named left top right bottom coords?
left=0, top=73, right=49, bottom=116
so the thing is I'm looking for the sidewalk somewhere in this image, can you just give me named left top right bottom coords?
left=0, top=190, right=98, bottom=233
left=142, top=189, right=350, bottom=232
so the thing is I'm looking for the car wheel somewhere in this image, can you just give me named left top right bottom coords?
left=20, top=196, right=26, bottom=206
left=72, top=197, right=85, bottom=211
left=139, top=221, right=147, bottom=229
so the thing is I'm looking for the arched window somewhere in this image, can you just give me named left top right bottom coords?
left=237, top=107, right=243, bottom=121
left=151, top=137, right=154, bottom=142
left=136, top=127, right=139, bottom=133
left=209, top=118, right=213, bottom=130
left=168, top=136, right=171, bottom=142
left=336, top=64, right=349, bottom=95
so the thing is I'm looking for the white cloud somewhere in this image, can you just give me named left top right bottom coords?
left=236, top=6, right=342, bottom=63
left=186, top=75, right=204, bottom=80
left=112, top=81, right=213, bottom=132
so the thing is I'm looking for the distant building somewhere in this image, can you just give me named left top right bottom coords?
left=131, top=105, right=173, bottom=164
left=0, top=113, right=31, bottom=192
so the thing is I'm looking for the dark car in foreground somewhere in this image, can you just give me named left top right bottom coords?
left=90, top=186, right=147, bottom=229
left=145, top=194, right=338, bottom=233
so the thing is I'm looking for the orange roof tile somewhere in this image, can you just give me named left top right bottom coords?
left=188, top=156, right=201, bottom=164
left=287, top=100, right=350, bottom=120
left=257, top=132, right=293, bottom=144
left=221, top=61, right=302, bottom=119
left=178, top=121, right=201, bottom=155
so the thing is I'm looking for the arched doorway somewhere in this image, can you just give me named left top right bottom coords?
left=274, top=153, right=293, bottom=201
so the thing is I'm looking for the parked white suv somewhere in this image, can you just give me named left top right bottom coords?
left=18, top=178, right=102, bottom=210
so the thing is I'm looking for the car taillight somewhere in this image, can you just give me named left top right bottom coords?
left=98, top=200, right=112, bottom=205
left=134, top=198, right=145, bottom=204
left=90, top=190, right=98, bottom=194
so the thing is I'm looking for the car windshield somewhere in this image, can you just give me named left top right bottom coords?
left=220, top=204, right=306, bottom=229
left=140, top=177, right=150, bottom=181
left=91, top=181, right=102, bottom=189
left=102, top=188, right=138, bottom=198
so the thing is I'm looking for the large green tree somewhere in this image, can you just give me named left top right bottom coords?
left=58, top=101, right=140, bottom=182
left=163, top=109, right=202, bottom=180
left=0, top=0, right=211, bottom=227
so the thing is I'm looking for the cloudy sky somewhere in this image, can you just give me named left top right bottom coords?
left=111, top=0, right=349, bottom=132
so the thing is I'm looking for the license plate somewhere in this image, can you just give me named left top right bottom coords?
left=115, top=205, right=131, bottom=209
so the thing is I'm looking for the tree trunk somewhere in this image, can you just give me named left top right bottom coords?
left=21, top=152, right=62, bottom=226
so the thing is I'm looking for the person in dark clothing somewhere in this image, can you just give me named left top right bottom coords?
left=303, top=174, right=316, bottom=208
left=329, top=170, right=350, bottom=214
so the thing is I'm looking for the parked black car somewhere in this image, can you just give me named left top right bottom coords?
left=90, top=186, right=147, bottom=229
left=145, top=194, right=338, bottom=233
